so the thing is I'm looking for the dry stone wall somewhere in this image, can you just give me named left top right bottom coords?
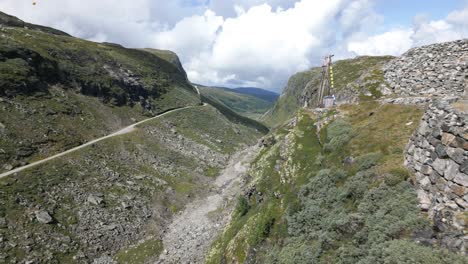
left=383, top=39, right=467, bottom=97
left=405, top=99, right=467, bottom=254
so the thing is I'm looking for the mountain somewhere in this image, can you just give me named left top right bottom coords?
left=232, top=87, right=279, bottom=103
left=197, top=85, right=275, bottom=121
left=207, top=39, right=467, bottom=263
left=262, top=55, right=394, bottom=127
left=0, top=12, right=266, bottom=263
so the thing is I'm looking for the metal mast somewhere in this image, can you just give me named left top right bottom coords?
left=317, top=54, right=334, bottom=107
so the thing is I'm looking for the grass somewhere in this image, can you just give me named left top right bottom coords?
left=263, top=56, right=394, bottom=127
left=0, top=104, right=263, bottom=263
left=199, top=86, right=274, bottom=120
left=115, top=238, right=163, bottom=264
left=0, top=24, right=201, bottom=173
left=207, top=102, right=466, bottom=263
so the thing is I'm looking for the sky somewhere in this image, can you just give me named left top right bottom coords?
left=0, top=0, right=467, bottom=92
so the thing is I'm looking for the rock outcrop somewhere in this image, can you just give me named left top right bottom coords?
left=383, top=39, right=467, bottom=97
left=405, top=100, right=467, bottom=254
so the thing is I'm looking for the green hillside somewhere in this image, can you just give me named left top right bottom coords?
left=0, top=11, right=200, bottom=173
left=207, top=102, right=465, bottom=263
left=198, top=85, right=275, bottom=120
left=262, top=56, right=393, bottom=127
left=0, top=12, right=266, bottom=263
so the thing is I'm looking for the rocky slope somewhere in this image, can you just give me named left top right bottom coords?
left=210, top=39, right=467, bottom=263
left=0, top=11, right=200, bottom=174
left=0, top=13, right=266, bottom=263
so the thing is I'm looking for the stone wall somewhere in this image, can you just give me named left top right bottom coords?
left=383, top=39, right=467, bottom=97
left=405, top=99, right=467, bottom=254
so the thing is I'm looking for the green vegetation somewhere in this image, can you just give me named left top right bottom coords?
left=199, top=85, right=274, bottom=120
left=262, top=56, right=393, bottom=127
left=0, top=17, right=200, bottom=172
left=0, top=104, right=263, bottom=263
left=115, top=238, right=163, bottom=264
left=200, top=93, right=269, bottom=134
left=207, top=102, right=465, bottom=263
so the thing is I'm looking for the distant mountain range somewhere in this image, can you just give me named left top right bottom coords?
left=230, top=87, right=279, bottom=103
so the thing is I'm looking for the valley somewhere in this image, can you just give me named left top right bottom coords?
left=0, top=9, right=467, bottom=264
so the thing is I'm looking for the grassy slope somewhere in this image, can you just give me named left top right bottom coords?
left=0, top=23, right=200, bottom=172
left=0, top=105, right=264, bottom=263
left=262, top=56, right=393, bottom=127
left=199, top=86, right=274, bottom=120
left=200, top=93, right=269, bottom=134
left=207, top=102, right=467, bottom=263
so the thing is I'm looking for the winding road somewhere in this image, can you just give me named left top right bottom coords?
left=0, top=85, right=203, bottom=179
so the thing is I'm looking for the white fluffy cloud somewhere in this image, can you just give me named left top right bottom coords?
left=153, top=0, right=381, bottom=89
left=348, top=4, right=468, bottom=56
left=0, top=0, right=467, bottom=91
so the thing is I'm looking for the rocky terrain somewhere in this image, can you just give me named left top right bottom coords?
left=157, top=146, right=258, bottom=264
left=0, top=12, right=266, bottom=264
left=263, top=56, right=393, bottom=126
left=0, top=11, right=200, bottom=174
left=384, top=39, right=467, bottom=97
left=209, top=39, right=467, bottom=263
left=405, top=99, right=467, bottom=254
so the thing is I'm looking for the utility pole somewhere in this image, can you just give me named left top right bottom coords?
left=317, top=54, right=334, bottom=107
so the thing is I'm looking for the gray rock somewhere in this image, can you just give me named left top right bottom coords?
left=417, top=189, right=431, bottom=211
left=444, top=161, right=459, bottom=181
left=435, top=144, right=448, bottom=158
left=460, top=160, right=468, bottom=174
left=446, top=147, right=465, bottom=164
left=420, top=165, right=433, bottom=175
left=87, top=194, right=104, bottom=206
left=453, top=173, right=468, bottom=187
left=35, top=210, right=53, bottom=224
left=432, top=158, right=448, bottom=175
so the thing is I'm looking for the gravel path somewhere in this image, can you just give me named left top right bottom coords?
left=0, top=106, right=197, bottom=179
left=156, top=145, right=259, bottom=264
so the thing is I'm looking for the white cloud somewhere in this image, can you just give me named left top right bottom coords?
left=347, top=4, right=468, bottom=56
left=152, top=0, right=383, bottom=89
left=0, top=0, right=466, bottom=91
left=348, top=29, right=414, bottom=56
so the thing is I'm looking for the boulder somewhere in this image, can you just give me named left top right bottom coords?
left=87, top=194, right=104, bottom=206
left=35, top=210, right=53, bottom=224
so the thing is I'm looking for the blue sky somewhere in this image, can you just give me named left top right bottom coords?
left=1, top=0, right=467, bottom=91
left=376, top=0, right=465, bottom=30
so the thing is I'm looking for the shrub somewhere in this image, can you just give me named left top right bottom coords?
left=323, top=119, right=353, bottom=152
left=235, top=196, right=249, bottom=217
left=359, top=240, right=468, bottom=264
left=355, top=152, right=382, bottom=171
